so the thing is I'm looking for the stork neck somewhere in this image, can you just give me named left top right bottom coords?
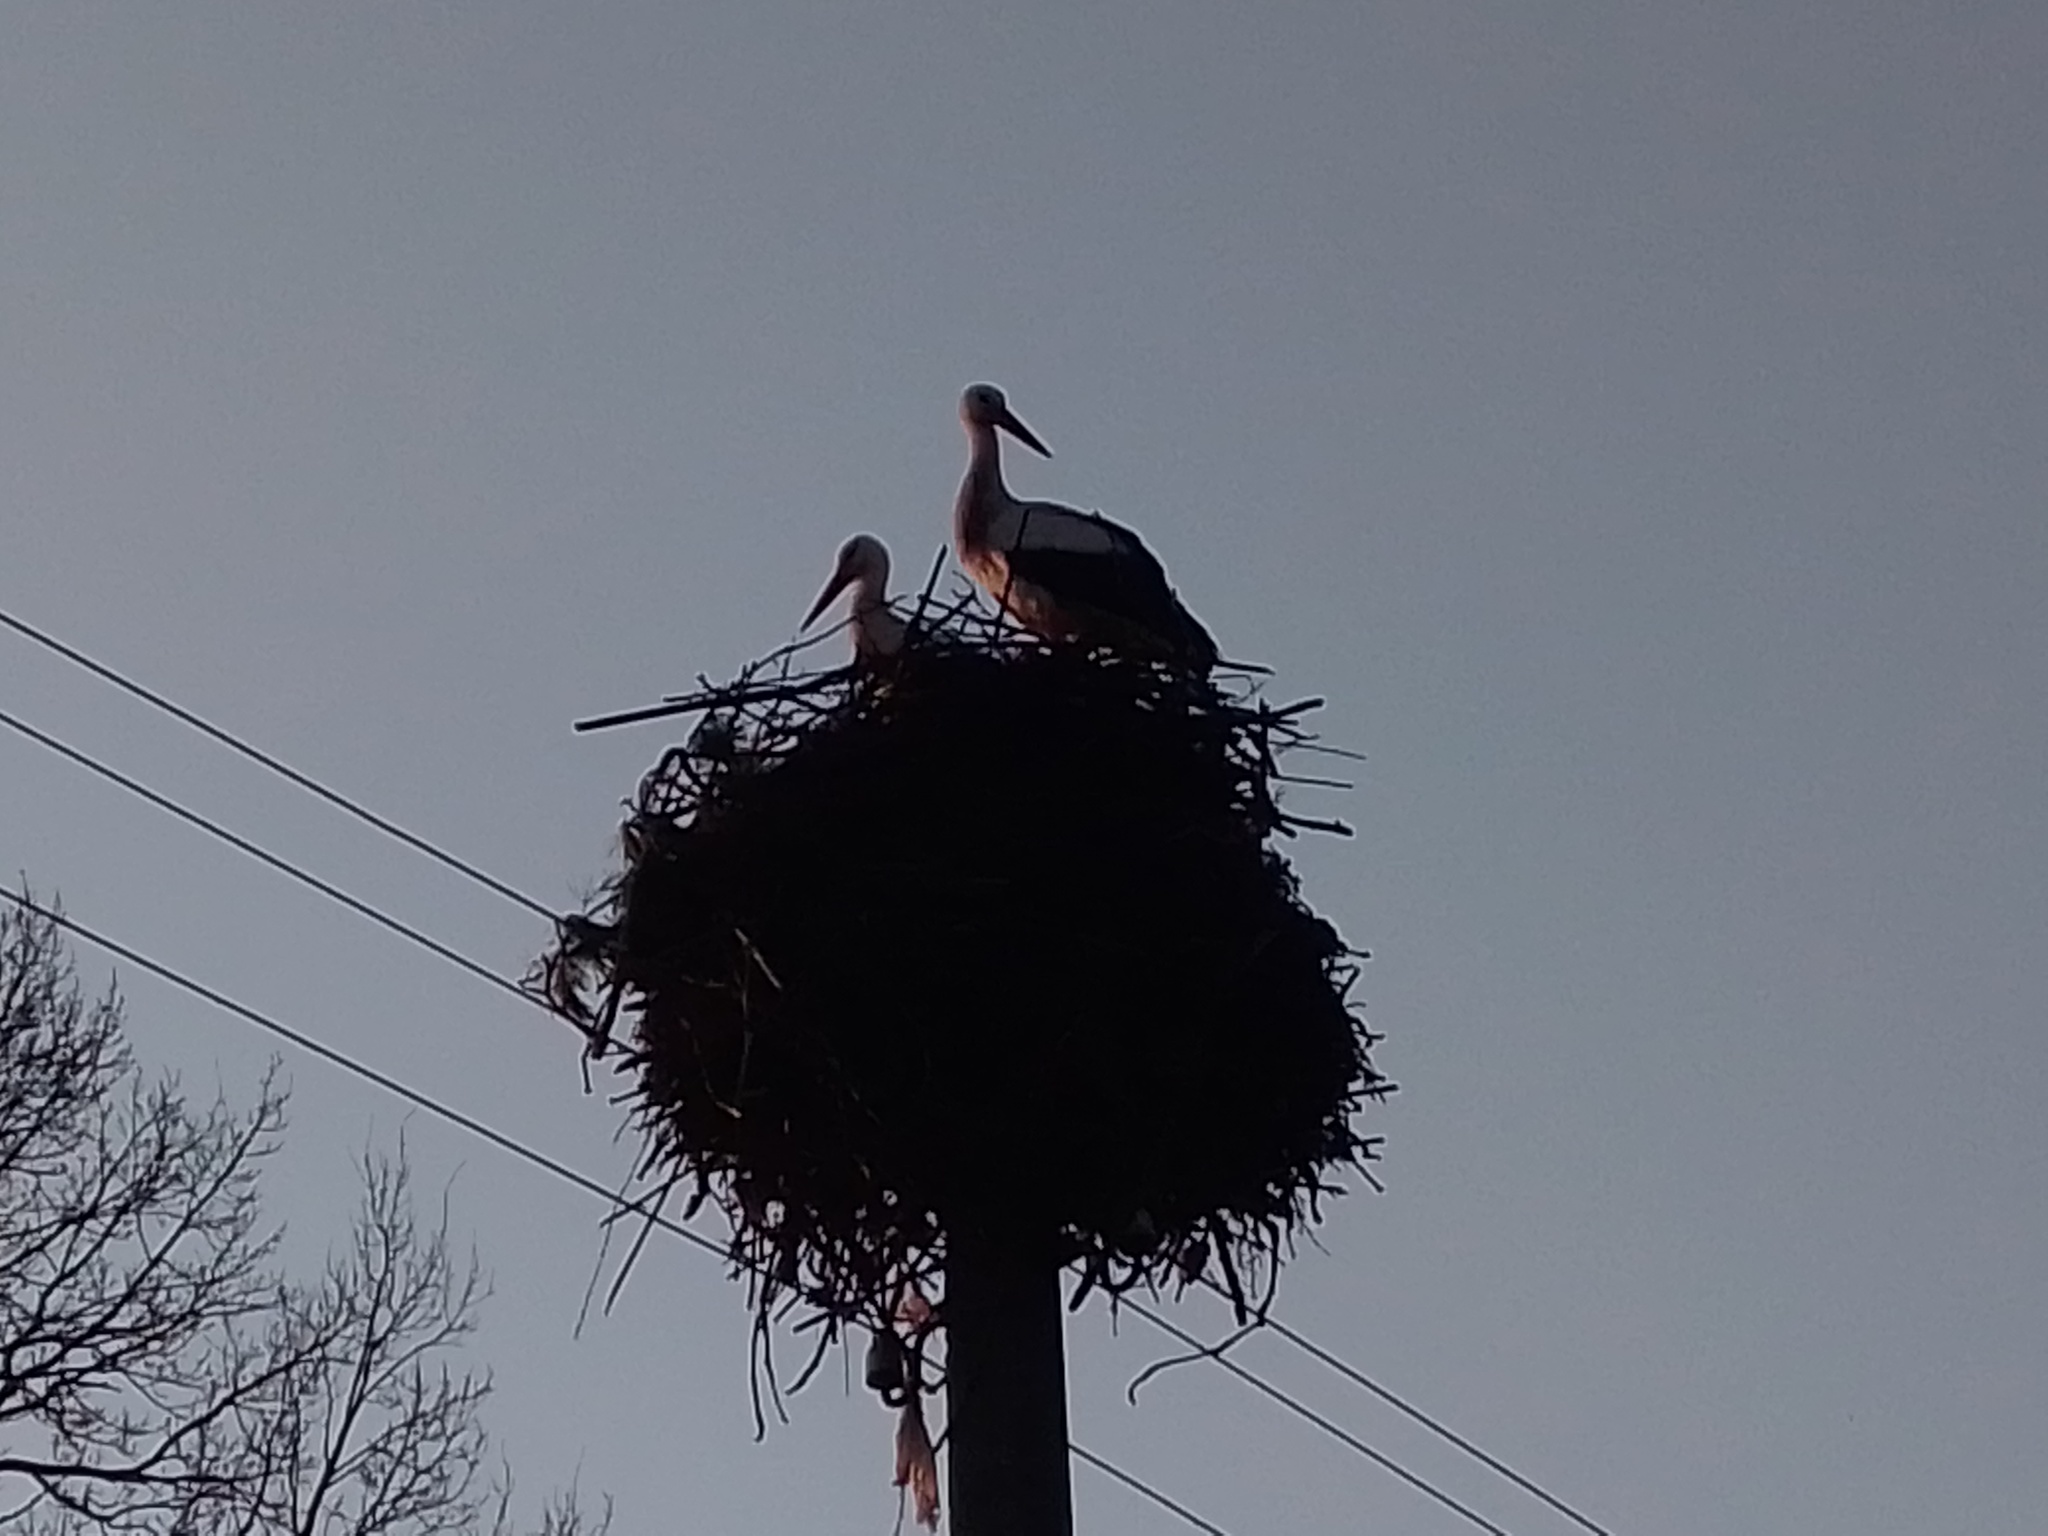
left=964, top=421, right=1008, bottom=493
left=958, top=421, right=1010, bottom=545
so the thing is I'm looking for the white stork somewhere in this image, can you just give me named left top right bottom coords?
left=801, top=533, right=907, bottom=662
left=953, top=382, right=1220, bottom=671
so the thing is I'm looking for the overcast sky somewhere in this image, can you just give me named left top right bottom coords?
left=3, top=3, right=2043, bottom=1532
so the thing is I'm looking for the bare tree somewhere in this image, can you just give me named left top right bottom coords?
left=0, top=898, right=609, bottom=1536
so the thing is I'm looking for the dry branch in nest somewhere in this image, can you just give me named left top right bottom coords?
left=532, top=596, right=1390, bottom=1380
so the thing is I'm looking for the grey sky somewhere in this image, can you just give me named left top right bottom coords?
left=4, top=2, right=2043, bottom=1531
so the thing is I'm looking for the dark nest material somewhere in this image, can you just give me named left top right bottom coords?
left=533, top=594, right=1390, bottom=1378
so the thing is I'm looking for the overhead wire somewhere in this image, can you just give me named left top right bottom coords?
left=1115, top=1296, right=1511, bottom=1535
left=0, top=886, right=1229, bottom=1536
left=1194, top=1280, right=1613, bottom=1536
left=1068, top=1445, right=1232, bottom=1536
left=0, top=704, right=541, bottom=1018
left=3, top=603, right=1616, bottom=1535
left=0, top=607, right=556, bottom=923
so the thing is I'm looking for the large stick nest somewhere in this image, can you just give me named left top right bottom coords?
left=534, top=596, right=1389, bottom=1347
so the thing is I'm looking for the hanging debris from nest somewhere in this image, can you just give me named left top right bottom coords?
left=883, top=1284, right=941, bottom=1530
left=894, top=1391, right=940, bottom=1531
left=532, top=594, right=1388, bottom=1415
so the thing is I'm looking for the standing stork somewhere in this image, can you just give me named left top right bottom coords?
left=801, top=533, right=907, bottom=663
left=953, top=382, right=1220, bottom=671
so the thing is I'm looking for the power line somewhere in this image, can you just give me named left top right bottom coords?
left=1117, top=1297, right=1513, bottom=1536
left=0, top=887, right=702, bottom=1251
left=0, top=607, right=557, bottom=923
left=0, top=887, right=1229, bottom=1536
left=2, top=606, right=1612, bottom=1533
left=1069, top=1444, right=1231, bottom=1536
left=0, top=705, right=542, bottom=1019
left=1197, top=1281, right=1612, bottom=1536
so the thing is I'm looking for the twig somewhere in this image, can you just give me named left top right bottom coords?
left=1125, top=1319, right=1262, bottom=1403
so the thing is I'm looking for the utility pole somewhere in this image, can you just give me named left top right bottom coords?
left=946, top=1224, right=1074, bottom=1536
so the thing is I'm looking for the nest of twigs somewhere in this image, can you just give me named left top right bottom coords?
left=534, top=592, right=1388, bottom=1365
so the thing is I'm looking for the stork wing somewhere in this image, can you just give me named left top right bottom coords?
left=997, top=501, right=1219, bottom=667
left=1005, top=543, right=1219, bottom=667
left=996, top=500, right=1124, bottom=556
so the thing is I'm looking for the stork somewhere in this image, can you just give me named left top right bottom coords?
left=801, top=533, right=907, bottom=662
left=953, top=382, right=1220, bottom=670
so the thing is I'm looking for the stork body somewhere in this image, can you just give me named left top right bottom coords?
left=802, top=533, right=907, bottom=662
left=953, top=383, right=1219, bottom=671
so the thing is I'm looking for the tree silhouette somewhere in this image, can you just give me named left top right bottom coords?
left=0, top=896, right=609, bottom=1536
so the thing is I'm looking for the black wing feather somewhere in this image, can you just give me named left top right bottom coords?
left=1006, top=525, right=1218, bottom=667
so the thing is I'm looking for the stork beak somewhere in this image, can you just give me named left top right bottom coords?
left=997, top=407, right=1052, bottom=458
left=802, top=566, right=854, bottom=630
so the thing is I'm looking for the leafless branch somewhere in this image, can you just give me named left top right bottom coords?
left=0, top=894, right=610, bottom=1536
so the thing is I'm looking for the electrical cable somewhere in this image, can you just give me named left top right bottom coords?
left=0, top=607, right=556, bottom=922
left=0, top=705, right=541, bottom=1017
left=1195, top=1279, right=1612, bottom=1536
left=1117, top=1297, right=1512, bottom=1536
left=1068, top=1444, right=1232, bottom=1536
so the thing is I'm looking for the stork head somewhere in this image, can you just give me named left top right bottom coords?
left=959, top=382, right=1051, bottom=457
left=802, top=533, right=891, bottom=629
